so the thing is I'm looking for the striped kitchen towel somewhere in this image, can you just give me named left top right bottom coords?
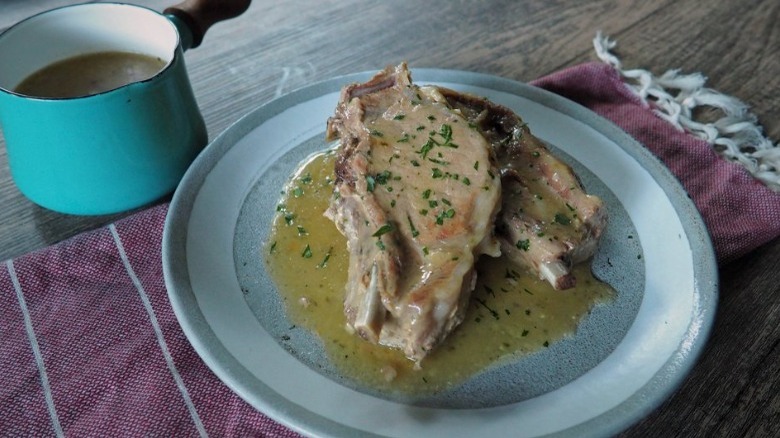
left=1, top=204, right=300, bottom=437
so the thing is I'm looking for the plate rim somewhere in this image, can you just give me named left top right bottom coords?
left=162, top=67, right=718, bottom=437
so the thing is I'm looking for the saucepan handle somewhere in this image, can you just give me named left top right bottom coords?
left=164, top=0, right=251, bottom=49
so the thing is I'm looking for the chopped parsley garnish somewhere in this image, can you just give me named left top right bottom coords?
left=516, top=239, right=530, bottom=251
left=435, top=208, right=455, bottom=225
left=375, top=170, right=391, bottom=185
left=438, top=124, right=453, bottom=143
left=317, top=248, right=332, bottom=268
left=475, top=298, right=499, bottom=320
left=301, top=244, right=312, bottom=258
left=417, top=123, right=459, bottom=160
left=284, top=213, right=295, bottom=225
left=554, top=213, right=571, bottom=225
left=372, top=223, right=394, bottom=237
left=418, top=139, right=435, bottom=158
left=408, top=216, right=420, bottom=238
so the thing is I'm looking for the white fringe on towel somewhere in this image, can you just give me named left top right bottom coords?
left=594, top=32, right=780, bottom=191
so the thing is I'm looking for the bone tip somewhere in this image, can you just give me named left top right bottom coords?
left=539, top=261, right=576, bottom=290
left=554, top=275, right=576, bottom=290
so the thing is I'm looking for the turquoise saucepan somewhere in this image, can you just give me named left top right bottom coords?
left=0, top=0, right=250, bottom=215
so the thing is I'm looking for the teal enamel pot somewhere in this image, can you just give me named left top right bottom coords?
left=0, top=1, right=250, bottom=215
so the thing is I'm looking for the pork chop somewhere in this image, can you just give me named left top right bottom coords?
left=325, top=63, right=502, bottom=363
left=437, top=88, right=607, bottom=290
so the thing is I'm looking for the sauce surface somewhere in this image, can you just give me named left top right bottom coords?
left=15, top=51, right=166, bottom=98
left=264, top=150, right=614, bottom=396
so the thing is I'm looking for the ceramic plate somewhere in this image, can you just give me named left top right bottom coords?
left=162, top=69, right=717, bottom=437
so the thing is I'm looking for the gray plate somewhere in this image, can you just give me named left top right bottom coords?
left=163, top=69, right=717, bottom=437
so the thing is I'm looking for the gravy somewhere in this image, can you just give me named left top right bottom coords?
left=15, top=51, right=166, bottom=98
left=264, top=150, right=614, bottom=396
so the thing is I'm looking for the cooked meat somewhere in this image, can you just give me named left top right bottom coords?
left=438, top=88, right=607, bottom=289
left=324, top=63, right=607, bottom=363
left=325, top=63, right=502, bottom=363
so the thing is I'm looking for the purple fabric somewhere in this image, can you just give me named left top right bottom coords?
left=1, top=63, right=778, bottom=436
left=531, top=62, right=780, bottom=263
left=0, top=205, right=300, bottom=437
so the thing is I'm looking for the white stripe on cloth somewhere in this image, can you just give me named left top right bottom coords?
left=6, top=259, right=65, bottom=438
left=109, top=225, right=208, bottom=438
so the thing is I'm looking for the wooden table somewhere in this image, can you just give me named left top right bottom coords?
left=1, top=0, right=778, bottom=436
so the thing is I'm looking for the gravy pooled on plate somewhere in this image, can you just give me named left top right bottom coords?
left=264, top=149, right=614, bottom=396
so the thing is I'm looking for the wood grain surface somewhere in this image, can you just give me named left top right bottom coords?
left=1, top=0, right=778, bottom=436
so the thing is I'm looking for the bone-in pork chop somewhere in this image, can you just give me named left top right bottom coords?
left=437, top=88, right=607, bottom=290
left=325, top=63, right=501, bottom=363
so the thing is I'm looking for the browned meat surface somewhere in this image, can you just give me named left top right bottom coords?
left=325, top=63, right=501, bottom=363
left=439, top=88, right=607, bottom=290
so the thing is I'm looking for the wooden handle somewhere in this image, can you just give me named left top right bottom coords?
left=164, top=0, right=251, bottom=48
